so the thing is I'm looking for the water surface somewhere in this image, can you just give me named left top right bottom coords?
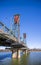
left=0, top=52, right=41, bottom=65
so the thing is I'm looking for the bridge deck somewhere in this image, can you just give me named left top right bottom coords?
left=0, top=22, right=27, bottom=49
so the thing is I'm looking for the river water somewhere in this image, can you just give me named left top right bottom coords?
left=0, top=52, right=41, bottom=65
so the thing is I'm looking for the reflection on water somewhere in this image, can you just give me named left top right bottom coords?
left=12, top=54, right=28, bottom=65
left=0, top=52, right=41, bottom=65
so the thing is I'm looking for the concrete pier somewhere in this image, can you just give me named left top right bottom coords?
left=12, top=49, right=27, bottom=59
left=12, top=49, right=21, bottom=58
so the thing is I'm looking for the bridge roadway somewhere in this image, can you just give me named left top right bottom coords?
left=0, top=22, right=27, bottom=49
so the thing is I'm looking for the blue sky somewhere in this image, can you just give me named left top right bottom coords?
left=0, top=0, right=41, bottom=49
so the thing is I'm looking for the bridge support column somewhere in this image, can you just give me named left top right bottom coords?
left=25, top=50, right=27, bottom=55
left=12, top=49, right=21, bottom=59
left=23, top=49, right=27, bottom=55
left=17, top=49, right=21, bottom=59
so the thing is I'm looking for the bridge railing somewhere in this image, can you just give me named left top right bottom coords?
left=0, top=22, right=15, bottom=37
left=0, top=22, right=9, bottom=33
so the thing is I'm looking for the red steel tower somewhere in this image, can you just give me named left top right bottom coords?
left=14, top=14, right=20, bottom=42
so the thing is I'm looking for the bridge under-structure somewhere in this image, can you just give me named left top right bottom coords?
left=0, top=21, right=28, bottom=58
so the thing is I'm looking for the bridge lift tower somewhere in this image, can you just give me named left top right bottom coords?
left=12, top=14, right=20, bottom=43
left=23, top=33, right=26, bottom=44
